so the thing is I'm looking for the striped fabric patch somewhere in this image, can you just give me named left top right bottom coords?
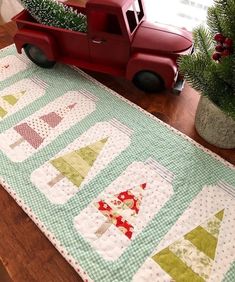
left=152, top=210, right=224, bottom=281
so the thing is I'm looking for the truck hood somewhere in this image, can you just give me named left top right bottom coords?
left=132, top=21, right=193, bottom=54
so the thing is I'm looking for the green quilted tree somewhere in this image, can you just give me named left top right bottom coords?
left=48, top=138, right=108, bottom=187
left=152, top=210, right=224, bottom=281
left=0, top=90, right=26, bottom=119
left=179, top=0, right=235, bottom=120
left=20, top=0, right=87, bottom=32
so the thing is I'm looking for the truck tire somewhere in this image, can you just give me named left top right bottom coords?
left=24, top=44, right=55, bottom=68
left=133, top=71, right=165, bottom=93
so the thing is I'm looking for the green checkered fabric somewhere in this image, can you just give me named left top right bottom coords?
left=0, top=46, right=234, bottom=282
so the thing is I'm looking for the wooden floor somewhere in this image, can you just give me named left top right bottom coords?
left=0, top=18, right=234, bottom=282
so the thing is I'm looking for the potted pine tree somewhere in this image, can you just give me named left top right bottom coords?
left=179, top=0, right=235, bottom=149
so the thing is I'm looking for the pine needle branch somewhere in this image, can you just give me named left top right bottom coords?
left=193, top=26, right=214, bottom=59
left=20, top=0, right=87, bottom=32
left=179, top=0, right=235, bottom=120
left=207, top=7, right=224, bottom=35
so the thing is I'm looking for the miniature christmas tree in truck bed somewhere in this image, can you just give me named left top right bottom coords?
left=20, top=0, right=87, bottom=32
left=14, top=0, right=193, bottom=93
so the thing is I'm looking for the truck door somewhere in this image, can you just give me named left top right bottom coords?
left=88, top=10, right=130, bottom=69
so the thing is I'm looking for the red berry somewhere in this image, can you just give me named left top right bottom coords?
left=221, top=49, right=231, bottom=57
left=212, top=52, right=221, bottom=61
left=214, top=33, right=225, bottom=43
left=223, top=43, right=232, bottom=50
left=224, top=38, right=233, bottom=47
left=215, top=44, right=224, bottom=52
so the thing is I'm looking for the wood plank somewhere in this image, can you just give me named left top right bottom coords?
left=0, top=22, right=16, bottom=49
left=0, top=188, right=82, bottom=282
left=0, top=258, right=12, bottom=282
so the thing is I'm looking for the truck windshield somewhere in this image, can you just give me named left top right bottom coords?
left=126, top=0, right=144, bottom=33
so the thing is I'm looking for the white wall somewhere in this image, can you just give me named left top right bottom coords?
left=0, top=0, right=23, bottom=23
left=0, top=0, right=214, bottom=29
left=145, top=0, right=214, bottom=30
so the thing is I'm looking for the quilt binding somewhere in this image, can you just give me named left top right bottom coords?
left=0, top=176, right=93, bottom=282
left=0, top=44, right=234, bottom=282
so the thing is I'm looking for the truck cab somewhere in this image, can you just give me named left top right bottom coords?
left=13, top=0, right=193, bottom=93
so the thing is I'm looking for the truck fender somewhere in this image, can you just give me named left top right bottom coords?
left=126, top=53, right=178, bottom=88
left=14, top=29, right=57, bottom=61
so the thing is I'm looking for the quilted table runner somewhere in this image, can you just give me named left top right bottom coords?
left=0, top=46, right=235, bottom=282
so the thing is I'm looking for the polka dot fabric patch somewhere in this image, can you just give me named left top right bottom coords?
left=31, top=119, right=132, bottom=204
left=0, top=46, right=235, bottom=282
left=0, top=90, right=97, bottom=162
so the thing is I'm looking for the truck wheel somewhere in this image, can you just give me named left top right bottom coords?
left=24, top=44, right=55, bottom=68
left=133, top=71, right=165, bottom=93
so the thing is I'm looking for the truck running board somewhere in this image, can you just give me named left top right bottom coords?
left=60, top=57, right=125, bottom=77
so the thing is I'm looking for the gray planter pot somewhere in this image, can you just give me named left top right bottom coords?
left=195, top=96, right=235, bottom=149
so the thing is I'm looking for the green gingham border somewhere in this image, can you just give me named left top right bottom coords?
left=224, top=261, right=235, bottom=281
left=0, top=176, right=93, bottom=282
left=0, top=45, right=234, bottom=282
left=72, top=65, right=235, bottom=171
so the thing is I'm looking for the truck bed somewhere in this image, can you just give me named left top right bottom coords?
left=12, top=6, right=90, bottom=61
left=12, top=4, right=126, bottom=77
left=12, top=5, right=87, bottom=33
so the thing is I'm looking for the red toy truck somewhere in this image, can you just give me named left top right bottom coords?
left=13, top=0, right=193, bottom=93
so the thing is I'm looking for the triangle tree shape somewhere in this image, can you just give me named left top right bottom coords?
left=152, top=210, right=224, bottom=282
left=40, top=103, right=77, bottom=127
left=48, top=138, right=108, bottom=187
left=10, top=103, right=77, bottom=149
left=94, top=183, right=147, bottom=239
left=0, top=90, right=26, bottom=119
left=3, top=90, right=26, bottom=105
